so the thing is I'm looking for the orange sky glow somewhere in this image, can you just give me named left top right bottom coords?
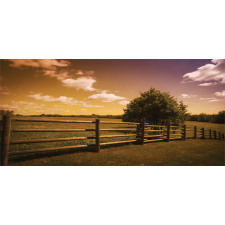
left=0, top=59, right=224, bottom=115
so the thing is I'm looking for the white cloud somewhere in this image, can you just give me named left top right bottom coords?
left=181, top=94, right=197, bottom=99
left=118, top=100, right=130, bottom=105
left=214, top=90, right=225, bottom=97
left=6, top=59, right=70, bottom=69
left=0, top=101, right=44, bottom=111
left=6, top=59, right=72, bottom=81
left=200, top=97, right=220, bottom=102
left=88, top=90, right=126, bottom=102
left=198, top=82, right=216, bottom=87
left=76, top=70, right=84, bottom=75
left=28, top=93, right=103, bottom=108
left=5, top=59, right=99, bottom=92
left=61, top=77, right=97, bottom=91
left=43, top=70, right=70, bottom=80
left=182, top=59, right=225, bottom=84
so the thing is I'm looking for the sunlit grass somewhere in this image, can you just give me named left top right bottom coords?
left=8, top=139, right=224, bottom=166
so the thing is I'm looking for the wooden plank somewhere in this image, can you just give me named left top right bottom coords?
left=145, top=135, right=163, bottom=138
left=169, top=130, right=182, bottom=133
left=145, top=125, right=165, bottom=128
left=169, top=138, right=182, bottom=140
left=11, top=136, right=95, bottom=144
left=11, top=129, right=95, bottom=132
left=100, top=121, right=138, bottom=125
left=100, top=134, right=137, bottom=138
left=100, top=129, right=137, bottom=131
left=1, top=115, right=11, bottom=166
left=144, top=130, right=164, bottom=133
left=8, top=145, right=89, bottom=156
left=100, top=140, right=137, bottom=146
left=144, top=139, right=164, bottom=143
left=12, top=118, right=95, bottom=123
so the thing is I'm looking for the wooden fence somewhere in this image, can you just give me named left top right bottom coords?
left=0, top=115, right=224, bottom=165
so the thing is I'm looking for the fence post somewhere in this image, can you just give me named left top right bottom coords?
left=218, top=131, right=221, bottom=140
left=136, top=123, right=140, bottom=144
left=1, top=115, right=11, bottom=166
left=166, top=124, right=170, bottom=142
left=183, top=125, right=186, bottom=140
left=214, top=131, right=216, bottom=139
left=201, top=128, right=205, bottom=139
left=141, top=121, right=145, bottom=145
left=194, top=126, right=197, bottom=139
left=95, top=119, right=100, bottom=152
left=209, top=129, right=212, bottom=139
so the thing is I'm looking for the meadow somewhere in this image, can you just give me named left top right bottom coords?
left=1, top=116, right=224, bottom=166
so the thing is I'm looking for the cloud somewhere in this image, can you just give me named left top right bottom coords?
left=5, top=59, right=99, bottom=92
left=61, top=77, right=97, bottom=91
left=76, top=70, right=84, bottom=75
left=118, top=100, right=130, bottom=105
left=181, top=94, right=197, bottom=99
left=43, top=70, right=70, bottom=80
left=76, top=70, right=95, bottom=76
left=88, top=90, right=126, bottom=102
left=214, top=90, right=225, bottom=97
left=182, top=59, right=225, bottom=84
left=200, top=97, right=220, bottom=102
left=6, top=59, right=72, bottom=81
left=198, top=82, right=216, bottom=87
left=28, top=93, right=103, bottom=108
left=85, top=70, right=95, bottom=76
left=6, top=59, right=70, bottom=69
left=0, top=101, right=44, bottom=111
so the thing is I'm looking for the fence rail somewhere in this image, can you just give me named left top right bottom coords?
left=0, top=115, right=224, bottom=165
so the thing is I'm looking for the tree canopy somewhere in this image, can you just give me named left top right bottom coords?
left=122, top=88, right=188, bottom=125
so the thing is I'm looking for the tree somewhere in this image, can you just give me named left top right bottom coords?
left=215, top=111, right=225, bottom=124
left=0, top=110, right=14, bottom=115
left=122, top=88, right=188, bottom=125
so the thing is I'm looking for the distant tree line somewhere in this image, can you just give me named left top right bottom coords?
left=0, top=111, right=122, bottom=119
left=187, top=111, right=225, bottom=124
left=36, top=114, right=123, bottom=119
left=0, top=110, right=14, bottom=115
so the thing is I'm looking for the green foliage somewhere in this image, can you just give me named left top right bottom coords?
left=188, top=111, right=225, bottom=124
left=122, top=88, right=188, bottom=125
left=0, top=110, right=14, bottom=115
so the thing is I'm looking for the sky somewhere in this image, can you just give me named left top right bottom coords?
left=0, top=59, right=224, bottom=115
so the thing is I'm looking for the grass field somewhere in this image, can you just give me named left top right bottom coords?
left=1, top=116, right=224, bottom=166
left=8, top=139, right=224, bottom=166
left=185, top=121, right=225, bottom=139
